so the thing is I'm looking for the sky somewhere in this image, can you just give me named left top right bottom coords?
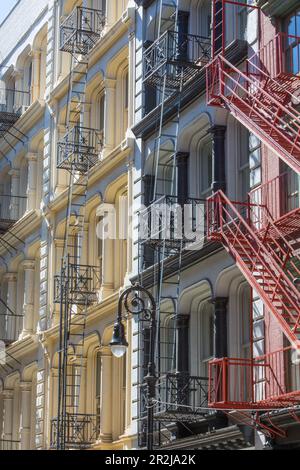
left=0, top=0, right=18, bottom=25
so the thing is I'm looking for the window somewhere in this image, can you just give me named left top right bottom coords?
left=240, top=284, right=251, bottom=360
left=95, top=350, right=101, bottom=433
left=96, top=215, right=103, bottom=282
left=199, top=140, right=213, bottom=199
left=249, top=132, right=261, bottom=189
left=285, top=9, right=300, bottom=74
left=98, top=93, right=105, bottom=141
left=124, top=71, right=129, bottom=132
left=201, top=301, right=214, bottom=376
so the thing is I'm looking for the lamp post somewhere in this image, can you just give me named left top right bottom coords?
left=110, top=283, right=157, bottom=451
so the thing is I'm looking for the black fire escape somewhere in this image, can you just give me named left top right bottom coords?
left=52, top=5, right=105, bottom=450
left=136, top=0, right=214, bottom=448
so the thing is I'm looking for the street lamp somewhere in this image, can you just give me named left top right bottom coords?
left=110, top=283, right=157, bottom=450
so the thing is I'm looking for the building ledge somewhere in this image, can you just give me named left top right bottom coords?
left=257, top=0, right=299, bottom=17
left=0, top=100, right=45, bottom=157
left=0, top=209, right=42, bottom=258
left=48, top=141, right=132, bottom=214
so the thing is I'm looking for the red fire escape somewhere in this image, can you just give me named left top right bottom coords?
left=205, top=0, right=300, bottom=427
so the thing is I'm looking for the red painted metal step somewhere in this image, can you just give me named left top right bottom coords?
left=207, top=190, right=300, bottom=348
left=206, top=51, right=300, bottom=174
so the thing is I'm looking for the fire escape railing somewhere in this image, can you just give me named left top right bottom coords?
left=138, top=372, right=210, bottom=446
left=60, top=6, right=106, bottom=55
left=138, top=195, right=206, bottom=249
left=50, top=413, right=99, bottom=449
left=0, top=88, right=31, bottom=138
left=57, top=126, right=103, bottom=172
left=54, top=263, right=101, bottom=306
left=209, top=346, right=300, bottom=409
left=143, top=30, right=211, bottom=88
left=153, top=373, right=210, bottom=420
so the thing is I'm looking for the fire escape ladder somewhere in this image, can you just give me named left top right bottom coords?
left=54, top=6, right=104, bottom=450
left=207, top=190, right=300, bottom=349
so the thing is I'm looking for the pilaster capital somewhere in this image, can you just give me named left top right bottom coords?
left=100, top=346, right=112, bottom=357
left=8, top=168, right=20, bottom=178
left=20, top=382, right=32, bottom=392
left=211, top=297, right=228, bottom=311
left=22, top=260, right=35, bottom=271
left=54, top=238, right=65, bottom=249
left=4, top=272, right=17, bottom=283
left=208, top=125, right=227, bottom=137
left=26, top=152, right=38, bottom=163
left=176, top=152, right=189, bottom=166
left=175, top=314, right=190, bottom=329
left=104, top=78, right=117, bottom=89
left=2, top=389, right=14, bottom=399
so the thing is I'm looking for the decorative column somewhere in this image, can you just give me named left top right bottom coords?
left=13, top=70, right=24, bottom=110
left=21, top=260, right=36, bottom=338
left=9, top=169, right=20, bottom=220
left=103, top=79, right=116, bottom=157
left=5, top=273, right=18, bottom=342
left=208, top=126, right=227, bottom=193
left=212, top=297, right=228, bottom=358
left=2, top=389, right=13, bottom=442
left=26, top=153, right=38, bottom=211
left=176, top=152, right=189, bottom=205
left=143, top=174, right=154, bottom=268
left=97, top=203, right=115, bottom=299
left=20, top=382, right=32, bottom=449
left=175, top=314, right=189, bottom=373
left=99, top=347, right=112, bottom=443
left=212, top=297, right=228, bottom=428
left=31, top=49, right=41, bottom=102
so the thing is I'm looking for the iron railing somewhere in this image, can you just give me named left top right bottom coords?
left=57, top=126, right=103, bottom=173
left=60, top=6, right=106, bottom=54
left=143, top=30, right=211, bottom=88
left=0, top=439, right=20, bottom=450
left=138, top=195, right=206, bottom=249
left=140, top=373, right=210, bottom=422
left=50, top=413, right=99, bottom=449
left=54, top=263, right=101, bottom=305
left=209, top=346, right=300, bottom=409
left=0, top=88, right=31, bottom=136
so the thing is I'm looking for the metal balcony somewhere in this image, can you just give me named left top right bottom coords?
left=50, top=413, right=99, bottom=449
left=153, top=373, right=210, bottom=422
left=143, top=31, right=211, bottom=89
left=57, top=126, right=103, bottom=173
left=60, top=6, right=106, bottom=55
left=138, top=195, right=206, bottom=249
left=0, top=194, right=28, bottom=235
left=54, top=263, right=101, bottom=305
left=0, top=88, right=30, bottom=138
left=0, top=439, right=20, bottom=450
left=138, top=373, right=211, bottom=448
left=209, top=346, right=300, bottom=410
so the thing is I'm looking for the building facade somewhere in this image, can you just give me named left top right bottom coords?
left=0, top=0, right=300, bottom=451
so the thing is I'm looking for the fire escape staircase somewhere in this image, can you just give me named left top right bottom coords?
left=207, top=190, right=300, bottom=350
left=54, top=6, right=105, bottom=450
left=207, top=34, right=300, bottom=175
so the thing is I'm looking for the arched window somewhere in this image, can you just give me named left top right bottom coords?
left=96, top=92, right=105, bottom=142
left=200, top=301, right=214, bottom=377
left=95, top=350, right=101, bottom=433
left=196, top=139, right=213, bottom=199
left=239, top=284, right=251, bottom=361
left=123, top=70, right=129, bottom=134
left=285, top=9, right=300, bottom=74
